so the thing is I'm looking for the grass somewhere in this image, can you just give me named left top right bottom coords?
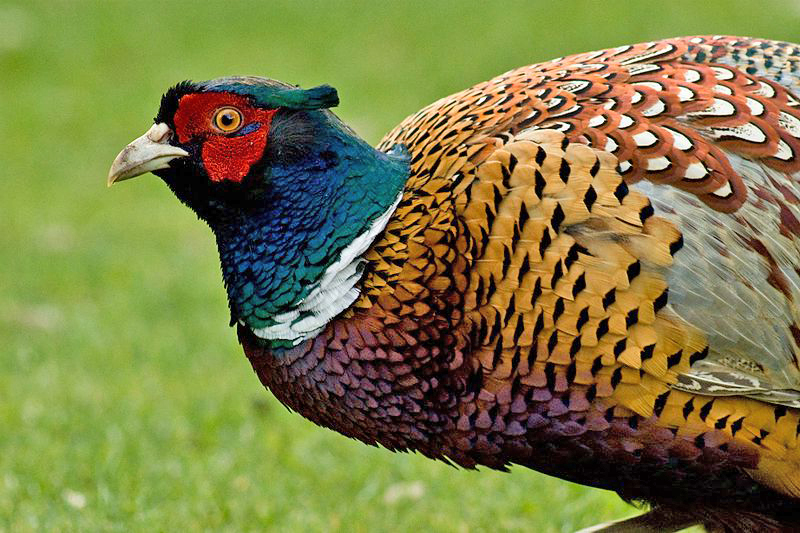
left=2, top=0, right=800, bottom=530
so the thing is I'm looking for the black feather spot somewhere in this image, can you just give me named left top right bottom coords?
left=483, top=203, right=496, bottom=228
left=559, top=159, right=571, bottom=183
left=511, top=223, right=521, bottom=251
left=682, top=398, right=695, bottom=419
left=551, top=204, right=565, bottom=232
left=614, top=181, right=629, bottom=202
left=569, top=337, right=581, bottom=357
left=486, top=275, right=497, bottom=301
left=551, top=261, right=563, bottom=287
left=531, top=277, right=543, bottom=307
left=489, top=308, right=502, bottom=342
left=602, top=289, right=616, bottom=309
left=653, top=289, right=668, bottom=312
left=583, top=186, right=597, bottom=211
left=492, top=337, right=504, bottom=369
left=689, top=346, right=708, bottom=365
left=667, top=350, right=683, bottom=368
left=595, top=318, right=609, bottom=340
left=591, top=356, right=603, bottom=376
left=545, top=363, right=557, bottom=390
left=572, top=273, right=587, bottom=298
left=640, top=344, right=655, bottom=362
left=614, top=339, right=626, bottom=357
left=504, top=294, right=516, bottom=326
left=626, top=261, right=640, bottom=282
left=477, top=315, right=488, bottom=344
left=653, top=391, right=670, bottom=417
left=501, top=245, right=512, bottom=277
left=566, top=361, right=577, bottom=383
left=500, top=164, right=512, bottom=190
left=731, top=416, right=744, bottom=436
left=535, top=147, right=547, bottom=166
left=547, top=330, right=558, bottom=354
left=518, top=254, right=531, bottom=280
left=508, top=153, right=518, bottom=175
left=610, top=367, right=623, bottom=388
left=552, top=298, right=565, bottom=323
left=698, top=400, right=714, bottom=422
left=576, top=307, right=589, bottom=331
left=539, top=227, right=551, bottom=258
left=534, top=170, right=546, bottom=199
left=493, top=184, right=504, bottom=210
left=625, top=308, right=639, bottom=328
left=512, top=314, right=525, bottom=344
left=586, top=384, right=597, bottom=403
left=518, top=203, right=530, bottom=230
left=589, top=157, right=601, bottom=177
left=573, top=243, right=591, bottom=256
left=510, top=350, right=522, bottom=376
left=669, top=235, right=684, bottom=255
left=475, top=277, right=485, bottom=306
left=639, top=203, right=654, bottom=223
left=564, top=244, right=580, bottom=270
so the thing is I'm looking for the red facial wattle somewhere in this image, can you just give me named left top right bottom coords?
left=172, top=92, right=278, bottom=183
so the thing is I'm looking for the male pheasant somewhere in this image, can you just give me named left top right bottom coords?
left=109, top=36, right=800, bottom=531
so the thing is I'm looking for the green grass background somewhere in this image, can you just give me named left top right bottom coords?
left=3, top=1, right=800, bottom=531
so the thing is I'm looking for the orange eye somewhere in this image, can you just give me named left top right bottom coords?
left=212, top=107, right=243, bottom=133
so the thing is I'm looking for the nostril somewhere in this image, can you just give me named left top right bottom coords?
left=148, top=122, right=173, bottom=144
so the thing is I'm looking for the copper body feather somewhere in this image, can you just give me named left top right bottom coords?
left=241, top=36, right=800, bottom=531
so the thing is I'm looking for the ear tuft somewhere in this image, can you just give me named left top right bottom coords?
left=278, top=85, right=339, bottom=110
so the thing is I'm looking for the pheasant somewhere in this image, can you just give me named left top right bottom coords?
left=109, top=36, right=800, bottom=532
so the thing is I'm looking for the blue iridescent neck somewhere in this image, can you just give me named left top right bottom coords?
left=210, top=110, right=409, bottom=348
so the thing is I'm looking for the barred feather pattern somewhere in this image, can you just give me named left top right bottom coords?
left=243, top=36, right=800, bottom=530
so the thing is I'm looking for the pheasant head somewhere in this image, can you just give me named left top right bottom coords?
left=108, top=78, right=409, bottom=347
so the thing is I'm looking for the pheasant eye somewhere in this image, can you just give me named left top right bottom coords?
left=213, top=107, right=243, bottom=133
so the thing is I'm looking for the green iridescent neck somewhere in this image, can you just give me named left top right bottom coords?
left=211, top=110, right=409, bottom=348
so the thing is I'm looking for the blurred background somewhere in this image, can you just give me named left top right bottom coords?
left=3, top=1, right=800, bottom=530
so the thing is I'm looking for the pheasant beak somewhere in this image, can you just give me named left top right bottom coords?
left=107, top=123, right=189, bottom=186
